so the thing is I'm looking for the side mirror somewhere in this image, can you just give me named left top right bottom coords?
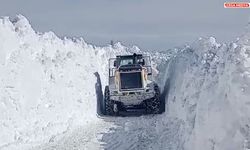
left=113, top=60, right=117, bottom=67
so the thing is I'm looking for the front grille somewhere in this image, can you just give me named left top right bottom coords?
left=120, top=72, right=142, bottom=90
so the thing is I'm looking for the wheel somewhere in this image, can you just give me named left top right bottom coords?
left=104, top=86, right=115, bottom=115
left=146, top=84, right=161, bottom=114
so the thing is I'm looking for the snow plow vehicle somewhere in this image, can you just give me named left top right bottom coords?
left=99, top=53, right=164, bottom=116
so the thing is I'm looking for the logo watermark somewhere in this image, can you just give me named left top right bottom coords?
left=224, top=2, right=250, bottom=8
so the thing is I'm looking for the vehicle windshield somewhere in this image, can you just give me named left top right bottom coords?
left=120, top=58, right=134, bottom=66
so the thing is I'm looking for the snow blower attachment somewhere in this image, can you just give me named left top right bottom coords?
left=100, top=53, right=164, bottom=116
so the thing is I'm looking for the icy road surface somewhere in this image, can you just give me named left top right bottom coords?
left=1, top=15, right=250, bottom=150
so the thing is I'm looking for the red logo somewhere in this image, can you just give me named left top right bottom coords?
left=224, top=2, right=250, bottom=8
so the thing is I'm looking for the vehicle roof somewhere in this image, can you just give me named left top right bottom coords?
left=116, top=54, right=143, bottom=58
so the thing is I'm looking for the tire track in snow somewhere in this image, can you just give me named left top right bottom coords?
left=30, top=115, right=184, bottom=150
left=99, top=116, right=184, bottom=150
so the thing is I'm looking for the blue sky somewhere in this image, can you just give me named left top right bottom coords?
left=0, top=0, right=250, bottom=51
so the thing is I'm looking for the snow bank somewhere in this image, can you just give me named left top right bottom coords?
left=0, top=15, right=140, bottom=149
left=164, top=33, right=250, bottom=149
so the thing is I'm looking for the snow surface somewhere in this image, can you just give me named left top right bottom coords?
left=0, top=15, right=250, bottom=150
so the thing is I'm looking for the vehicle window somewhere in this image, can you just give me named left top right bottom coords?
left=120, top=59, right=134, bottom=65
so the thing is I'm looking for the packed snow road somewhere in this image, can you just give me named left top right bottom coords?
left=33, top=116, right=184, bottom=150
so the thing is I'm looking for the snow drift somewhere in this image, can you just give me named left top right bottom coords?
left=0, top=15, right=141, bottom=149
left=164, top=35, right=250, bottom=149
left=0, top=15, right=250, bottom=150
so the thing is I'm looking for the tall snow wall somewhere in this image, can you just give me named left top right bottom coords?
left=164, top=34, right=250, bottom=149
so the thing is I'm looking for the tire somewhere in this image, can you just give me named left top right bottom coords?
left=146, top=84, right=161, bottom=114
left=104, top=86, right=115, bottom=116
